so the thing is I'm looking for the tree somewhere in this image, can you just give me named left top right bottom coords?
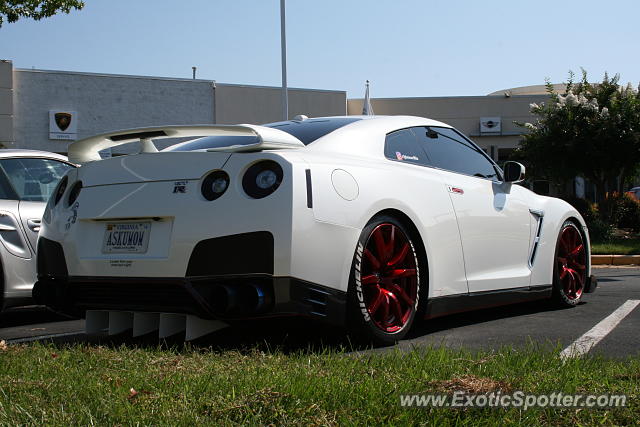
left=0, top=0, right=84, bottom=27
left=516, top=70, right=640, bottom=201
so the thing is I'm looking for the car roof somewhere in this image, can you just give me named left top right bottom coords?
left=0, top=149, right=69, bottom=161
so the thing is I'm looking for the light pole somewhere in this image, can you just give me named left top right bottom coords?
left=280, top=0, right=288, bottom=121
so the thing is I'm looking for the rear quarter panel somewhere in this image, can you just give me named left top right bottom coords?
left=297, top=149, right=469, bottom=299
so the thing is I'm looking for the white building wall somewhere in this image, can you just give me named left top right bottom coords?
left=13, top=69, right=215, bottom=153
left=9, top=68, right=347, bottom=154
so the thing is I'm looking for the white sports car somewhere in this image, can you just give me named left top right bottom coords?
left=34, top=116, right=597, bottom=344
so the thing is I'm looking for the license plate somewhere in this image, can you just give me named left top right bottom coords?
left=102, top=222, right=151, bottom=254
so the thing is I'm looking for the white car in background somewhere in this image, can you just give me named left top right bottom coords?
left=34, top=116, right=596, bottom=344
left=0, top=150, right=74, bottom=312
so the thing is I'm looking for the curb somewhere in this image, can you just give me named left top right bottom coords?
left=592, top=255, right=640, bottom=265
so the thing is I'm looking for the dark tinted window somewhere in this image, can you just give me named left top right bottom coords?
left=416, top=127, right=500, bottom=180
left=0, top=171, right=16, bottom=199
left=384, top=128, right=429, bottom=166
left=265, top=118, right=362, bottom=145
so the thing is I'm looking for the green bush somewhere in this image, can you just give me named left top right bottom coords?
left=598, top=193, right=640, bottom=232
left=562, top=196, right=614, bottom=241
left=562, top=196, right=598, bottom=223
left=587, top=218, right=614, bottom=242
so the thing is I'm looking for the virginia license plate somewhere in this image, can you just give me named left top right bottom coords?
left=102, top=222, right=151, bottom=254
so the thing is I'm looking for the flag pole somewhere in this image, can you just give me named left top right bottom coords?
left=363, top=80, right=374, bottom=115
left=280, top=0, right=288, bottom=121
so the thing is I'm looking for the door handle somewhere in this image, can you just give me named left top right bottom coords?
left=27, top=219, right=41, bottom=232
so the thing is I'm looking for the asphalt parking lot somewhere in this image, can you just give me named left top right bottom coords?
left=1, top=267, right=638, bottom=358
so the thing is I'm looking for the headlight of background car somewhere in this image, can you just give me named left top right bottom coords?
left=43, top=175, right=69, bottom=224
left=53, top=175, right=68, bottom=206
left=67, top=180, right=82, bottom=206
left=201, top=170, right=230, bottom=201
left=242, top=160, right=283, bottom=199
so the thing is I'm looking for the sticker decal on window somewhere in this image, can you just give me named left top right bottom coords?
left=396, top=152, right=419, bottom=161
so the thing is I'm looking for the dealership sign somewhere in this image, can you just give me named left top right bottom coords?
left=480, top=116, right=501, bottom=134
left=49, top=110, right=78, bottom=140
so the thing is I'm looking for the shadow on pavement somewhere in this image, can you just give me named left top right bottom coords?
left=32, top=299, right=572, bottom=354
left=410, top=299, right=572, bottom=337
left=0, top=306, right=73, bottom=329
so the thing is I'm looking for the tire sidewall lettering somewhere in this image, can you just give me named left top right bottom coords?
left=355, top=242, right=371, bottom=322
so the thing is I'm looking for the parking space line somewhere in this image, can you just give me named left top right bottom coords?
left=560, top=300, right=640, bottom=359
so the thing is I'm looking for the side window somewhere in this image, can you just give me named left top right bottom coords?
left=0, top=171, right=17, bottom=200
left=384, top=128, right=429, bottom=166
left=0, top=158, right=73, bottom=202
left=416, top=127, right=500, bottom=180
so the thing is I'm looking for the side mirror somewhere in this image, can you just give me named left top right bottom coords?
left=503, top=161, right=525, bottom=183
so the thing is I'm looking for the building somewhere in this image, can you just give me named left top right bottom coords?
left=0, top=60, right=347, bottom=153
left=3, top=59, right=566, bottom=194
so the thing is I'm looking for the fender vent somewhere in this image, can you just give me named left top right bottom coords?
left=529, top=210, right=544, bottom=268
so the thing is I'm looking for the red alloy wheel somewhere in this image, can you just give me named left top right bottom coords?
left=360, top=223, right=418, bottom=333
left=556, top=224, right=587, bottom=301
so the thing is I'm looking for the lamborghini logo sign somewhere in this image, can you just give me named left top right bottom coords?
left=54, top=112, right=72, bottom=131
left=49, top=110, right=78, bottom=140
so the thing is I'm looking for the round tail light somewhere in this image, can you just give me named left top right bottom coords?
left=242, top=161, right=283, bottom=199
left=201, top=170, right=230, bottom=201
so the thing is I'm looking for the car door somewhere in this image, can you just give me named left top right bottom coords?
left=0, top=157, right=74, bottom=252
left=414, top=127, right=532, bottom=292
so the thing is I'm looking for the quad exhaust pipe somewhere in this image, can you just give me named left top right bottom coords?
left=207, top=282, right=272, bottom=315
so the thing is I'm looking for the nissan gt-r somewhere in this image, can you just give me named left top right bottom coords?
left=33, top=115, right=597, bottom=344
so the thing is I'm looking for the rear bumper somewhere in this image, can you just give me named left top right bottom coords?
left=36, top=226, right=349, bottom=326
left=32, top=274, right=346, bottom=326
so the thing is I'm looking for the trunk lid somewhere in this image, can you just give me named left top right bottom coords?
left=78, top=152, right=232, bottom=186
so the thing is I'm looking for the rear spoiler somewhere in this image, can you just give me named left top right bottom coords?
left=67, top=124, right=305, bottom=164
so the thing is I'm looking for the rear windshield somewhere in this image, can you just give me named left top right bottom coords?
left=164, top=117, right=361, bottom=152
left=264, top=117, right=361, bottom=144
left=164, top=136, right=259, bottom=152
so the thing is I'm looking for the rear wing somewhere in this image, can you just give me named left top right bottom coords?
left=67, top=124, right=305, bottom=164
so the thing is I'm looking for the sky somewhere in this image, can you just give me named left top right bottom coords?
left=2, top=0, right=640, bottom=99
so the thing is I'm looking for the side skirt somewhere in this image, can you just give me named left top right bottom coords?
left=424, top=285, right=552, bottom=320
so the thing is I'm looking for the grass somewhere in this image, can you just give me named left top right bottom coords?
left=0, top=342, right=638, bottom=425
left=591, top=238, right=640, bottom=255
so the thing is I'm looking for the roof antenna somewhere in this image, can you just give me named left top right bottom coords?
left=293, top=115, right=308, bottom=121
